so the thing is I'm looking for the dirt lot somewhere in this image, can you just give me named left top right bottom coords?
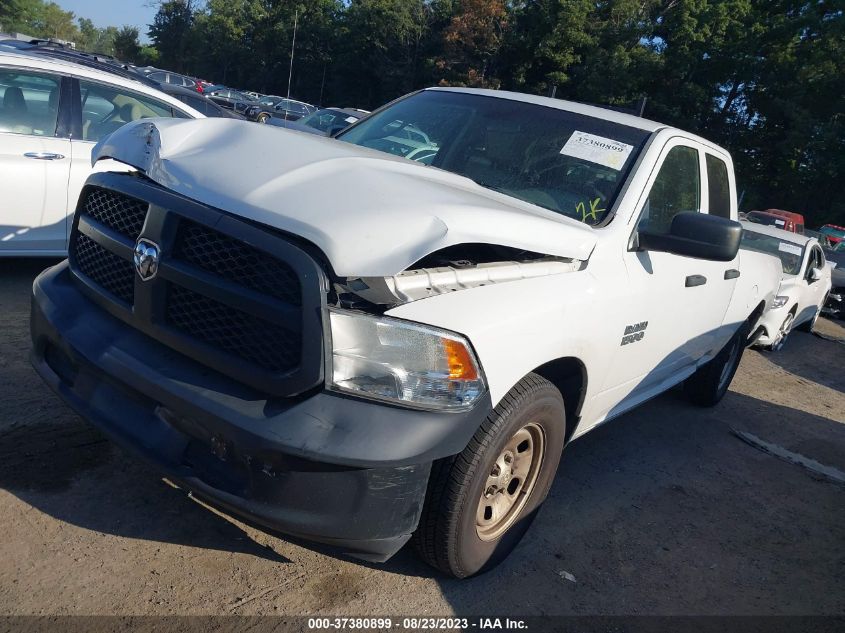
left=1, top=258, right=843, bottom=617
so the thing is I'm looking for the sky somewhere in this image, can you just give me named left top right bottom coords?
left=54, top=0, right=158, bottom=41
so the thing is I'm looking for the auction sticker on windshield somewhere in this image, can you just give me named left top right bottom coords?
left=560, top=131, right=634, bottom=170
left=778, top=242, right=803, bottom=256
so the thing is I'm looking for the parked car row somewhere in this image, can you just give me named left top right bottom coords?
left=267, top=106, right=369, bottom=135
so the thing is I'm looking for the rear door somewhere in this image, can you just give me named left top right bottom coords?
left=0, top=67, right=71, bottom=254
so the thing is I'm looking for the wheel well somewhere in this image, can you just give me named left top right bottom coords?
left=748, top=300, right=766, bottom=326
left=532, top=357, right=587, bottom=444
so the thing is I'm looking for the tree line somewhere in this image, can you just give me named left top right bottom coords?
left=2, top=0, right=843, bottom=227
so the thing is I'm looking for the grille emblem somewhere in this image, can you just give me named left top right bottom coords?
left=133, top=239, right=160, bottom=281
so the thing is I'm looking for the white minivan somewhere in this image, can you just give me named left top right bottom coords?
left=0, top=49, right=204, bottom=256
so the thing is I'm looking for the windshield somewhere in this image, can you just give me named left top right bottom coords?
left=338, top=90, right=650, bottom=225
left=302, top=109, right=358, bottom=132
left=821, top=226, right=845, bottom=239
left=741, top=230, right=805, bottom=275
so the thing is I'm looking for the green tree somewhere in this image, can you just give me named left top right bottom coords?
left=113, top=25, right=141, bottom=62
left=148, top=0, right=196, bottom=71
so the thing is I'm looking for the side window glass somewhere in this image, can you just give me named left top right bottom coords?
left=0, top=69, right=60, bottom=136
left=79, top=79, right=175, bottom=143
left=810, top=247, right=823, bottom=276
left=706, top=154, right=731, bottom=219
left=637, top=145, right=701, bottom=235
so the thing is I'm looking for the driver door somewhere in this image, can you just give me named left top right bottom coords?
left=602, top=140, right=739, bottom=410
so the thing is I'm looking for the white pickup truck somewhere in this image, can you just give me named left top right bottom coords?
left=30, top=88, right=781, bottom=577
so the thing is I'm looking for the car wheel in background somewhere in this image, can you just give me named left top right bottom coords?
left=770, top=310, right=795, bottom=351
left=256, top=112, right=270, bottom=124
left=413, top=374, right=566, bottom=578
left=684, top=321, right=749, bottom=407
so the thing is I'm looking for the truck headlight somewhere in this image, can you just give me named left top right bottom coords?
left=328, top=309, right=485, bottom=410
left=772, top=295, right=789, bottom=309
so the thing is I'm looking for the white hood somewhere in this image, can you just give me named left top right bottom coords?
left=92, top=118, right=598, bottom=276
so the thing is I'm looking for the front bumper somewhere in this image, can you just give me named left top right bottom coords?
left=31, top=262, right=491, bottom=561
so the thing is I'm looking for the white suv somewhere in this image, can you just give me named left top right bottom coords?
left=0, top=49, right=204, bottom=256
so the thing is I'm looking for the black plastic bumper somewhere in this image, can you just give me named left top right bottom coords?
left=30, top=262, right=491, bottom=561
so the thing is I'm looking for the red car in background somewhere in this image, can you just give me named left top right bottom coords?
left=764, top=209, right=805, bottom=234
left=746, top=210, right=803, bottom=233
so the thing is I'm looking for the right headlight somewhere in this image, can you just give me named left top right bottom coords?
left=328, top=309, right=485, bottom=410
left=772, top=295, right=789, bottom=309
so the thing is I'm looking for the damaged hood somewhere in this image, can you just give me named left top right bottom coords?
left=93, top=118, right=598, bottom=276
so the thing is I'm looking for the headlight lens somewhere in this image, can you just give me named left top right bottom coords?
left=329, top=310, right=485, bottom=410
left=772, top=295, right=789, bottom=309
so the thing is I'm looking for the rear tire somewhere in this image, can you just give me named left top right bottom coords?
left=684, top=322, right=749, bottom=407
left=413, top=374, right=566, bottom=578
left=256, top=112, right=270, bottom=124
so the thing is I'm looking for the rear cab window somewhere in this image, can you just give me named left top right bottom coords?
left=705, top=154, right=731, bottom=219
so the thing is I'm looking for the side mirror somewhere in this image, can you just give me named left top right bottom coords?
left=638, top=212, right=742, bottom=262
left=809, top=267, right=822, bottom=282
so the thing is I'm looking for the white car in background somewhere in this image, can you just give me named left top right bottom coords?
left=0, top=49, right=204, bottom=256
left=740, top=222, right=832, bottom=350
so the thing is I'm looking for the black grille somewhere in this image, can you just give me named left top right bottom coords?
left=74, top=234, right=134, bottom=305
left=166, top=285, right=300, bottom=372
left=175, top=221, right=301, bottom=305
left=81, top=188, right=148, bottom=240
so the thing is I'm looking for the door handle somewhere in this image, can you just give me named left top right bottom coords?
left=685, top=274, right=707, bottom=287
left=24, top=152, right=65, bottom=160
left=724, top=269, right=741, bottom=280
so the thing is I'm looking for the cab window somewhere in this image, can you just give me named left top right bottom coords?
left=706, top=154, right=731, bottom=219
left=79, top=79, right=180, bottom=143
left=637, top=145, right=701, bottom=235
left=0, top=69, right=60, bottom=137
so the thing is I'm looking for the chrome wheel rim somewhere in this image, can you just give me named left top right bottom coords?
left=476, top=422, right=545, bottom=542
left=772, top=313, right=794, bottom=351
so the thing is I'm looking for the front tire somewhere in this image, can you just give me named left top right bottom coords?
left=413, top=374, right=566, bottom=578
left=684, top=321, right=749, bottom=407
left=256, top=112, right=270, bottom=124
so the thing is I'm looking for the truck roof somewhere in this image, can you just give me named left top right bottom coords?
left=427, top=88, right=733, bottom=158
left=429, top=87, right=666, bottom=133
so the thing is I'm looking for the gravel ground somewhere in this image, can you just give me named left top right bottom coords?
left=0, top=258, right=843, bottom=617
